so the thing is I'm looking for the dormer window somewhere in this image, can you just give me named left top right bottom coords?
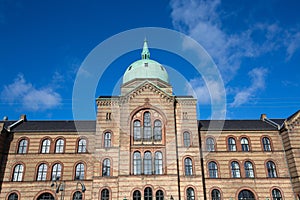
left=144, top=63, right=148, bottom=67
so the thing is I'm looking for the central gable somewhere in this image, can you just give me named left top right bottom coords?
left=120, top=81, right=174, bottom=104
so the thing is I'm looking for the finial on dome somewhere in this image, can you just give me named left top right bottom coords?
left=141, top=38, right=150, bottom=60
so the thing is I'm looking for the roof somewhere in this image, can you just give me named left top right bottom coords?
left=122, top=41, right=169, bottom=85
left=0, top=118, right=286, bottom=133
left=198, top=119, right=285, bottom=131
left=8, top=120, right=96, bottom=132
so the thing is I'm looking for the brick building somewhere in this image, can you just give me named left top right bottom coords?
left=0, top=41, right=300, bottom=200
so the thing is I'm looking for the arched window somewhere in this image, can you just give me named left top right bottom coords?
left=41, top=139, right=51, bottom=153
left=77, top=139, right=87, bottom=153
left=18, top=139, right=28, bottom=154
left=133, top=190, right=141, bottom=200
left=12, top=164, right=23, bottom=181
left=156, top=190, right=164, bottom=200
left=208, top=161, right=218, bottom=178
left=262, top=137, right=272, bottom=151
left=37, top=163, right=47, bottom=181
left=8, top=193, right=18, bottom=200
left=228, top=137, right=236, bottom=151
left=241, top=137, right=250, bottom=152
left=211, top=189, right=221, bottom=200
left=133, top=151, right=142, bottom=175
left=183, top=132, right=191, bottom=147
left=144, top=151, right=152, bottom=175
left=73, top=191, right=82, bottom=200
left=144, top=187, right=152, bottom=200
left=143, top=112, right=152, bottom=140
left=101, top=189, right=109, bottom=200
left=153, top=120, right=162, bottom=141
left=186, top=187, right=195, bottom=200
left=154, top=151, right=163, bottom=175
left=51, top=163, right=62, bottom=180
left=266, top=161, right=277, bottom=178
left=75, top=163, right=85, bottom=180
left=206, top=137, right=215, bottom=151
left=37, top=193, right=55, bottom=200
left=104, top=132, right=111, bottom=148
left=238, top=190, right=255, bottom=200
left=244, top=161, right=254, bottom=178
left=184, top=158, right=193, bottom=176
left=55, top=139, right=64, bottom=153
left=102, top=159, right=111, bottom=176
left=272, top=189, right=282, bottom=200
left=231, top=161, right=241, bottom=178
left=133, top=120, right=141, bottom=141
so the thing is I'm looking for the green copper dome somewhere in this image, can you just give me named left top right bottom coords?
left=123, top=40, right=169, bottom=84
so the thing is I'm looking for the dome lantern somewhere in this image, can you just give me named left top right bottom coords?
left=122, top=40, right=169, bottom=85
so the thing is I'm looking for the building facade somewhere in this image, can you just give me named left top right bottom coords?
left=0, top=41, right=300, bottom=200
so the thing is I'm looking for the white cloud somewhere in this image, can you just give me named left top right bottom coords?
left=187, top=78, right=225, bottom=105
left=1, top=74, right=61, bottom=111
left=285, top=31, right=300, bottom=60
left=170, top=0, right=300, bottom=109
left=230, top=67, right=268, bottom=107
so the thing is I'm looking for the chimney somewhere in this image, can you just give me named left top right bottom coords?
left=20, top=114, right=27, bottom=121
left=260, top=114, right=267, bottom=121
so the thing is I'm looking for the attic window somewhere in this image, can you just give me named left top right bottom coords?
left=128, top=66, right=132, bottom=71
left=160, top=66, right=164, bottom=71
left=144, top=63, right=148, bottom=67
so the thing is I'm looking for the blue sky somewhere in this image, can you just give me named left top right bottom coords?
left=0, top=0, right=300, bottom=120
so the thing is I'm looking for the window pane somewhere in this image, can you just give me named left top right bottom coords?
left=134, top=120, right=141, bottom=141
left=231, top=161, right=241, bottom=178
left=153, top=120, right=162, bottom=141
left=37, top=164, right=47, bottom=181
left=245, top=161, right=254, bottom=178
left=133, top=190, right=141, bottom=200
left=206, top=138, right=215, bottom=151
left=156, top=190, right=164, bottom=200
left=133, top=152, right=142, bottom=175
left=75, top=163, right=84, bottom=180
left=212, top=189, right=221, bottom=200
left=241, top=138, right=249, bottom=152
left=272, top=189, right=282, bottom=200
left=78, top=139, right=87, bottom=153
left=104, top=132, right=111, bottom=147
left=238, top=190, right=255, bottom=200
left=263, top=137, right=272, bottom=151
left=13, top=164, right=23, bottom=181
left=52, top=163, right=62, bottom=180
left=41, top=139, right=50, bottom=153
left=73, top=191, right=82, bottom=200
left=208, top=162, right=218, bottom=178
left=185, top=158, right=193, bottom=176
left=143, top=112, right=152, bottom=140
left=144, top=187, right=152, bottom=200
left=187, top=187, right=195, bottom=200
left=37, top=192, right=55, bottom=200
left=228, top=137, right=236, bottom=151
left=267, top=161, right=277, bottom=178
left=154, top=151, right=163, bottom=175
left=102, top=159, right=111, bottom=176
left=144, top=152, right=152, bottom=175
left=55, top=139, right=64, bottom=153
left=8, top=193, right=18, bottom=200
left=18, top=139, right=28, bottom=154
left=184, top=132, right=191, bottom=147
left=101, top=189, right=109, bottom=200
